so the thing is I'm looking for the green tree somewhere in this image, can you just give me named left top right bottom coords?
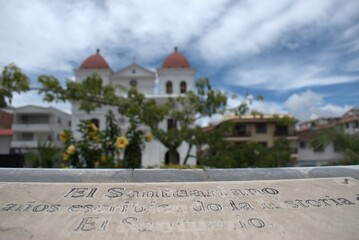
left=1, top=64, right=259, bottom=167
left=38, top=73, right=149, bottom=167
left=60, top=111, right=129, bottom=168
left=25, top=140, right=60, bottom=168
left=201, top=128, right=292, bottom=168
left=143, top=78, right=229, bottom=165
left=0, top=64, right=30, bottom=107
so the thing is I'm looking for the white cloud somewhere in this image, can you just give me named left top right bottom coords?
left=224, top=61, right=359, bottom=90
left=0, top=0, right=229, bottom=73
left=225, top=93, right=287, bottom=115
left=285, top=90, right=351, bottom=121
left=196, top=91, right=289, bottom=127
left=1, top=0, right=358, bottom=73
left=195, top=88, right=355, bottom=127
left=0, top=0, right=357, bottom=115
left=196, top=0, right=359, bottom=63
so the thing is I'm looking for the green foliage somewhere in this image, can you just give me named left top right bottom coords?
left=38, top=75, right=67, bottom=103
left=38, top=73, right=120, bottom=113
left=60, top=109, right=151, bottom=168
left=194, top=78, right=228, bottom=117
left=0, top=64, right=30, bottom=107
left=2, top=63, right=265, bottom=168
left=150, top=78, right=230, bottom=164
left=160, top=164, right=203, bottom=169
left=102, top=110, right=121, bottom=162
left=62, top=120, right=101, bottom=168
left=25, top=140, right=60, bottom=168
left=62, top=111, right=123, bottom=168
left=201, top=137, right=292, bottom=168
left=273, top=115, right=297, bottom=126
left=123, top=120, right=145, bottom=168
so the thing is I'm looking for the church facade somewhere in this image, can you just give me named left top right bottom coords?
left=72, top=48, right=197, bottom=167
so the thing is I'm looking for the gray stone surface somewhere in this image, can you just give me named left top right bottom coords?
left=1, top=166, right=358, bottom=183
left=308, top=166, right=359, bottom=179
left=128, top=169, right=206, bottom=182
left=205, top=168, right=306, bottom=181
left=0, top=168, right=133, bottom=183
left=0, top=166, right=359, bottom=183
left=0, top=178, right=358, bottom=239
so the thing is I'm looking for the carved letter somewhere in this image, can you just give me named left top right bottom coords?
left=262, top=188, right=279, bottom=195
left=337, top=198, right=355, bottom=205
left=248, top=218, right=265, bottom=228
left=284, top=200, right=298, bottom=208
left=75, top=217, right=99, bottom=231
left=64, top=188, right=97, bottom=198
left=106, top=188, right=124, bottom=198
left=193, top=201, right=205, bottom=212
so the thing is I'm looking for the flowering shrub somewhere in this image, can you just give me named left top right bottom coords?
left=116, top=136, right=129, bottom=149
left=60, top=110, right=152, bottom=168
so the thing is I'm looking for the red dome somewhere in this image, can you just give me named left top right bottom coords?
left=79, top=49, right=110, bottom=69
left=162, top=47, right=190, bottom=68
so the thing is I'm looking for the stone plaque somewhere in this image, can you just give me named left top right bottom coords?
left=0, top=178, right=358, bottom=240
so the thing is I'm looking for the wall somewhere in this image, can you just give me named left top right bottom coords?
left=298, top=142, right=342, bottom=166
left=0, top=136, right=11, bottom=154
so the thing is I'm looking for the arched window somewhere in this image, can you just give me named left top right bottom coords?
left=166, top=81, right=173, bottom=94
left=90, top=118, right=100, bottom=128
left=180, top=81, right=186, bottom=93
left=130, top=79, right=137, bottom=87
left=167, top=118, right=176, bottom=130
left=165, top=150, right=180, bottom=165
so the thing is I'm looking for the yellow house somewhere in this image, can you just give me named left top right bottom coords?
left=203, top=114, right=298, bottom=161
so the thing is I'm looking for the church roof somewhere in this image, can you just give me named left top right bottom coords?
left=162, top=47, right=190, bottom=68
left=79, top=49, right=110, bottom=70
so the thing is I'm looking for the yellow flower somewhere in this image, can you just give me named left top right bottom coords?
left=116, top=136, right=128, bottom=149
left=145, top=132, right=153, bottom=142
left=95, top=160, right=100, bottom=167
left=59, top=130, right=72, bottom=143
left=89, top=123, right=98, bottom=132
left=100, top=155, right=107, bottom=163
left=66, top=144, right=76, bottom=155
left=60, top=164, right=69, bottom=168
left=63, top=152, right=69, bottom=161
left=93, top=135, right=100, bottom=143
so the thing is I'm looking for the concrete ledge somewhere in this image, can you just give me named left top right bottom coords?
left=0, top=166, right=358, bottom=183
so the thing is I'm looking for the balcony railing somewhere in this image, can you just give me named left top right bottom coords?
left=226, top=131, right=252, bottom=138
left=11, top=141, right=38, bottom=148
left=12, top=124, right=52, bottom=132
left=274, top=130, right=296, bottom=137
left=291, top=148, right=298, bottom=154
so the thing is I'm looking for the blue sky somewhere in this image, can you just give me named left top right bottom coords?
left=1, top=0, right=358, bottom=122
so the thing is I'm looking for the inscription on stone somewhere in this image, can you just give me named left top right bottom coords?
left=0, top=178, right=358, bottom=239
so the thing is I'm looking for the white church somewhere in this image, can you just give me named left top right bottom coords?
left=72, top=48, right=197, bottom=167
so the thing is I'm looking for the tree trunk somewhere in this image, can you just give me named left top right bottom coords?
left=183, top=143, right=193, bottom=165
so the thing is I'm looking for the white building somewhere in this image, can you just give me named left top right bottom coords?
left=297, top=118, right=342, bottom=167
left=10, top=105, right=71, bottom=152
left=339, top=107, right=359, bottom=135
left=72, top=48, right=197, bottom=167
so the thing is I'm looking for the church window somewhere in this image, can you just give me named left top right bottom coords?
left=167, top=118, right=176, bottom=130
left=180, top=81, right=187, bottom=93
left=90, top=118, right=100, bottom=128
left=130, top=79, right=137, bottom=87
left=166, top=81, right=173, bottom=94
